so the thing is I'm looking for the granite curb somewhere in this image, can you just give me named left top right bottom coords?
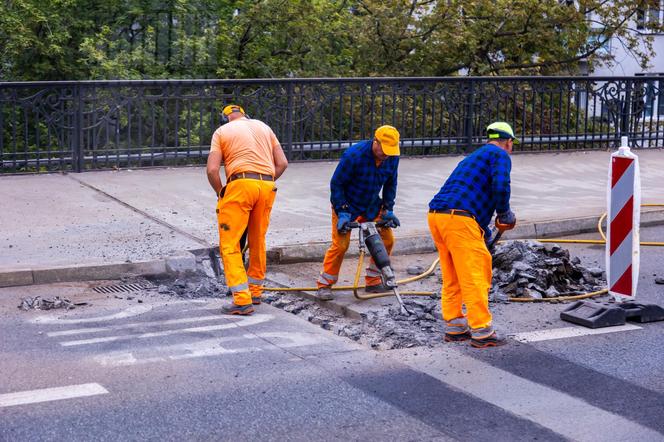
left=2, top=209, right=663, bottom=289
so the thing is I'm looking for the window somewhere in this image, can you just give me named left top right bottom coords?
left=636, top=2, right=663, bottom=31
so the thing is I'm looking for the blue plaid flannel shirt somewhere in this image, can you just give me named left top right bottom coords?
left=429, top=143, right=512, bottom=238
left=330, top=140, right=399, bottom=220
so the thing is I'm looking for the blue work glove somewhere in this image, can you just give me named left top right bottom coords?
left=336, top=212, right=352, bottom=233
left=496, top=210, right=516, bottom=230
left=381, top=210, right=400, bottom=228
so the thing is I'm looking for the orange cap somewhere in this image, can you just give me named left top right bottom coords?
left=374, top=125, right=400, bottom=156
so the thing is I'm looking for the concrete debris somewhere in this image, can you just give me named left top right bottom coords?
left=147, top=255, right=229, bottom=299
left=655, top=277, right=664, bottom=285
left=262, top=291, right=444, bottom=350
left=18, top=296, right=87, bottom=311
left=490, top=240, right=606, bottom=301
left=162, top=276, right=229, bottom=299
left=406, top=265, right=426, bottom=276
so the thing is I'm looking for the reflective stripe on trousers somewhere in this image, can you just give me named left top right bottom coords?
left=427, top=212, right=493, bottom=331
left=317, top=272, right=338, bottom=286
left=445, top=317, right=469, bottom=335
left=318, top=210, right=394, bottom=288
left=218, top=179, right=277, bottom=306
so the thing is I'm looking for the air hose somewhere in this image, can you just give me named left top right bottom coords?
left=263, top=204, right=664, bottom=303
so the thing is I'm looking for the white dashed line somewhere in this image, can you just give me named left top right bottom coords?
left=59, top=314, right=274, bottom=346
left=0, top=383, right=108, bottom=408
left=511, top=324, right=642, bottom=342
left=47, top=314, right=228, bottom=337
left=397, top=348, right=663, bottom=442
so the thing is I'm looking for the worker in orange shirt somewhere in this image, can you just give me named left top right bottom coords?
left=206, top=105, right=288, bottom=315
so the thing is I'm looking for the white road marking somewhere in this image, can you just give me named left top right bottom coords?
left=512, top=324, right=642, bottom=343
left=94, top=332, right=326, bottom=366
left=396, top=348, right=663, bottom=442
left=59, top=314, right=274, bottom=347
left=0, top=383, right=108, bottom=408
left=47, top=314, right=227, bottom=337
left=32, top=300, right=205, bottom=325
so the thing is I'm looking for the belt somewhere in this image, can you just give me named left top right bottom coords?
left=429, top=209, right=475, bottom=219
left=228, top=172, right=274, bottom=183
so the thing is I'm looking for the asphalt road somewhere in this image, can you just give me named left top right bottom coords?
left=1, top=227, right=663, bottom=441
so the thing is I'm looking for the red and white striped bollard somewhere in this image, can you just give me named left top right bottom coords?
left=606, top=136, right=641, bottom=301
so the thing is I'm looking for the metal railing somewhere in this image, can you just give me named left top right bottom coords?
left=1, top=76, right=663, bottom=173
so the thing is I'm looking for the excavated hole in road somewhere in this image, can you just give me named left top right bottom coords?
left=141, top=240, right=608, bottom=350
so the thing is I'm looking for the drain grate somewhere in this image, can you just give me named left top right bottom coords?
left=92, top=282, right=154, bottom=294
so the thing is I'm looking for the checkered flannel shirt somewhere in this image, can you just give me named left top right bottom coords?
left=330, top=140, right=399, bottom=220
left=429, top=143, right=512, bottom=237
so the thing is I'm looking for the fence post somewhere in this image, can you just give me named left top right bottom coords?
left=72, top=84, right=84, bottom=172
left=285, top=82, right=294, bottom=160
left=619, top=79, right=632, bottom=143
left=464, top=81, right=475, bottom=152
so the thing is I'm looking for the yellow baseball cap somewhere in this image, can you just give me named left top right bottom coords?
left=222, top=104, right=245, bottom=116
left=374, top=125, right=400, bottom=156
left=486, top=121, right=519, bottom=143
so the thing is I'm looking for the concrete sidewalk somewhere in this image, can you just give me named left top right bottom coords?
left=1, top=149, right=663, bottom=286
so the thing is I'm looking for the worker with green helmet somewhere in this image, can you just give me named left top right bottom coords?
left=427, top=121, right=517, bottom=348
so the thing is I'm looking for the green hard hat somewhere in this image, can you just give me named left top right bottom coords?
left=487, top=122, right=519, bottom=144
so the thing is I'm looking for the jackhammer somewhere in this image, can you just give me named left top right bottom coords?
left=345, top=220, right=413, bottom=315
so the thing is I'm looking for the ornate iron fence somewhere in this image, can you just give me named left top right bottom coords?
left=1, top=76, right=663, bottom=173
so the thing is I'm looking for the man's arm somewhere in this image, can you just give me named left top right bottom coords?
left=381, top=158, right=399, bottom=211
left=491, top=151, right=512, bottom=213
left=206, top=151, right=223, bottom=196
left=330, top=155, right=351, bottom=213
left=272, top=142, right=288, bottom=180
left=206, top=131, right=224, bottom=196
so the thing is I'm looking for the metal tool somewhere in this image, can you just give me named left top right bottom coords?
left=347, top=220, right=413, bottom=315
left=487, top=220, right=512, bottom=252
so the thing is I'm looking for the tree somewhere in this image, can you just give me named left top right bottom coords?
left=1, top=0, right=662, bottom=80
left=347, top=0, right=664, bottom=76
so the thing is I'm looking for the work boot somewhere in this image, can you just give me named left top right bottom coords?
left=251, top=296, right=262, bottom=305
left=317, top=286, right=334, bottom=301
left=365, top=283, right=391, bottom=294
left=220, top=303, right=255, bottom=315
left=470, top=332, right=507, bottom=348
left=444, top=331, right=472, bottom=342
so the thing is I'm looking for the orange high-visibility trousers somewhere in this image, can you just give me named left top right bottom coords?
left=318, top=210, right=394, bottom=288
left=217, top=178, right=277, bottom=306
left=427, top=212, right=494, bottom=337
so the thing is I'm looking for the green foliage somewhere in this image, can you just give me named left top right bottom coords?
left=2, top=0, right=663, bottom=81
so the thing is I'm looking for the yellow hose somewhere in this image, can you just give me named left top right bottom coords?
left=263, top=204, right=664, bottom=303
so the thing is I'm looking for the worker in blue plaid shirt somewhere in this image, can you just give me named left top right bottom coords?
left=428, top=122, right=517, bottom=349
left=316, top=125, right=401, bottom=301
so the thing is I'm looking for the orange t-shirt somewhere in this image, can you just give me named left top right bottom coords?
left=210, top=118, right=280, bottom=178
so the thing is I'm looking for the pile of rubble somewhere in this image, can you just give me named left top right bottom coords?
left=155, top=276, right=229, bottom=299
left=18, top=296, right=86, bottom=311
left=263, top=291, right=443, bottom=350
left=490, top=240, right=605, bottom=301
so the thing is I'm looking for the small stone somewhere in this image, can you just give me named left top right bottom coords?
left=655, top=277, right=664, bottom=285
left=588, top=267, right=604, bottom=277
left=406, top=265, right=425, bottom=275
left=513, top=262, right=532, bottom=272
left=545, top=286, right=560, bottom=298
